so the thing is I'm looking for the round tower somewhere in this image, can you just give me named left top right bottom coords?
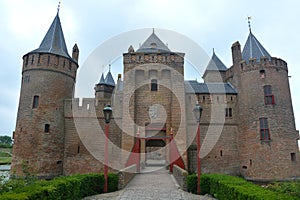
left=233, top=31, right=300, bottom=181
left=11, top=13, right=79, bottom=178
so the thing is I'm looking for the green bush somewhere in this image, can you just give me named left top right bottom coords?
left=186, top=173, right=296, bottom=200
left=187, top=173, right=197, bottom=194
left=186, top=174, right=211, bottom=195
left=267, top=180, right=300, bottom=199
left=0, top=173, right=118, bottom=200
left=0, top=144, right=12, bottom=148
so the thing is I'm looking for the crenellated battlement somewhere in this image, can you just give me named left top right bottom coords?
left=123, top=52, right=184, bottom=65
left=239, top=57, right=287, bottom=73
left=22, top=53, right=78, bottom=80
left=64, top=98, right=104, bottom=118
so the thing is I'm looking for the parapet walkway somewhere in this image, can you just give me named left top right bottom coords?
left=83, top=167, right=216, bottom=200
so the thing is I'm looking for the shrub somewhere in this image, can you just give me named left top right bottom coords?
left=187, top=173, right=197, bottom=194
left=186, top=173, right=296, bottom=200
left=267, top=180, right=300, bottom=199
left=0, top=173, right=118, bottom=200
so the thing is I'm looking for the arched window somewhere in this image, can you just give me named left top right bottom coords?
left=151, top=79, right=158, bottom=91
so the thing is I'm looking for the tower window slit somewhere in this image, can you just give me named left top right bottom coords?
left=32, top=95, right=39, bottom=109
left=44, top=124, right=50, bottom=133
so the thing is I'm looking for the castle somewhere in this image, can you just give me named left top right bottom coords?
left=11, top=12, right=300, bottom=182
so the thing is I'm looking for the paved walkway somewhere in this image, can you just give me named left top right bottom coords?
left=83, top=167, right=216, bottom=200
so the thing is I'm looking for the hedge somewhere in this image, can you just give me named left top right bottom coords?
left=187, top=173, right=296, bottom=200
left=0, top=173, right=118, bottom=200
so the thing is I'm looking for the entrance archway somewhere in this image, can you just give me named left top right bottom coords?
left=145, top=139, right=166, bottom=166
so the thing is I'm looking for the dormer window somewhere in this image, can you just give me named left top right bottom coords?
left=150, top=43, right=157, bottom=49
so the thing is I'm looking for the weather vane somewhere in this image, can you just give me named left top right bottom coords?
left=247, top=16, right=252, bottom=32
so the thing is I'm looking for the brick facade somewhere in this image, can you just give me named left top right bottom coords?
left=11, top=15, right=300, bottom=181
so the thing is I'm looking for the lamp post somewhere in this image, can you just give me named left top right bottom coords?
left=193, top=103, right=203, bottom=195
left=137, top=128, right=140, bottom=173
left=103, top=104, right=112, bottom=193
left=169, top=127, right=174, bottom=173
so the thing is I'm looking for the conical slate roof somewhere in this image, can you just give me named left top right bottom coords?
left=242, top=31, right=271, bottom=62
left=98, top=73, right=105, bottom=84
left=30, top=13, right=71, bottom=59
left=205, top=50, right=227, bottom=71
left=104, top=71, right=115, bottom=86
left=137, top=31, right=170, bottom=53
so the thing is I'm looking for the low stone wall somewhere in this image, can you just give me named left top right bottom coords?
left=118, top=164, right=137, bottom=189
left=173, top=164, right=188, bottom=191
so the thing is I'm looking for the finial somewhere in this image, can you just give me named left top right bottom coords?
left=247, top=16, right=252, bottom=33
left=57, top=1, right=61, bottom=14
left=213, top=48, right=215, bottom=54
left=152, top=28, right=155, bottom=34
left=108, top=64, right=111, bottom=71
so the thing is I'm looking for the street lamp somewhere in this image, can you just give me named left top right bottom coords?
left=103, top=104, right=112, bottom=193
left=103, top=104, right=112, bottom=123
left=193, top=103, right=203, bottom=195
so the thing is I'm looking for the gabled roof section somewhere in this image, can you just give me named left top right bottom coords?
left=205, top=50, right=227, bottom=71
left=98, top=73, right=105, bottom=84
left=185, top=81, right=237, bottom=94
left=137, top=31, right=170, bottom=53
left=104, top=71, right=115, bottom=86
left=242, top=31, right=271, bottom=62
left=30, top=13, right=71, bottom=59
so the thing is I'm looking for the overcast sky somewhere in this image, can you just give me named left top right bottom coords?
left=1, top=0, right=300, bottom=138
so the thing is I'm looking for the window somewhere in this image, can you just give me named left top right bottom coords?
left=44, top=124, right=50, bottom=133
left=151, top=79, right=157, bottom=91
left=32, top=95, right=39, bottom=108
left=259, top=118, right=270, bottom=140
left=291, top=153, right=296, bottom=162
left=260, top=69, right=265, bottom=78
left=264, top=85, right=275, bottom=105
left=225, top=108, right=232, bottom=118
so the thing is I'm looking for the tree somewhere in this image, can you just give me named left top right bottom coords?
left=0, top=135, right=12, bottom=146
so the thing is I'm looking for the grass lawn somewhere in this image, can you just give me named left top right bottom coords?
left=0, top=148, right=12, bottom=165
left=0, top=157, right=11, bottom=165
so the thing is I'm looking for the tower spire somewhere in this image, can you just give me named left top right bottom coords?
left=247, top=16, right=252, bottom=33
left=57, top=1, right=61, bottom=14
